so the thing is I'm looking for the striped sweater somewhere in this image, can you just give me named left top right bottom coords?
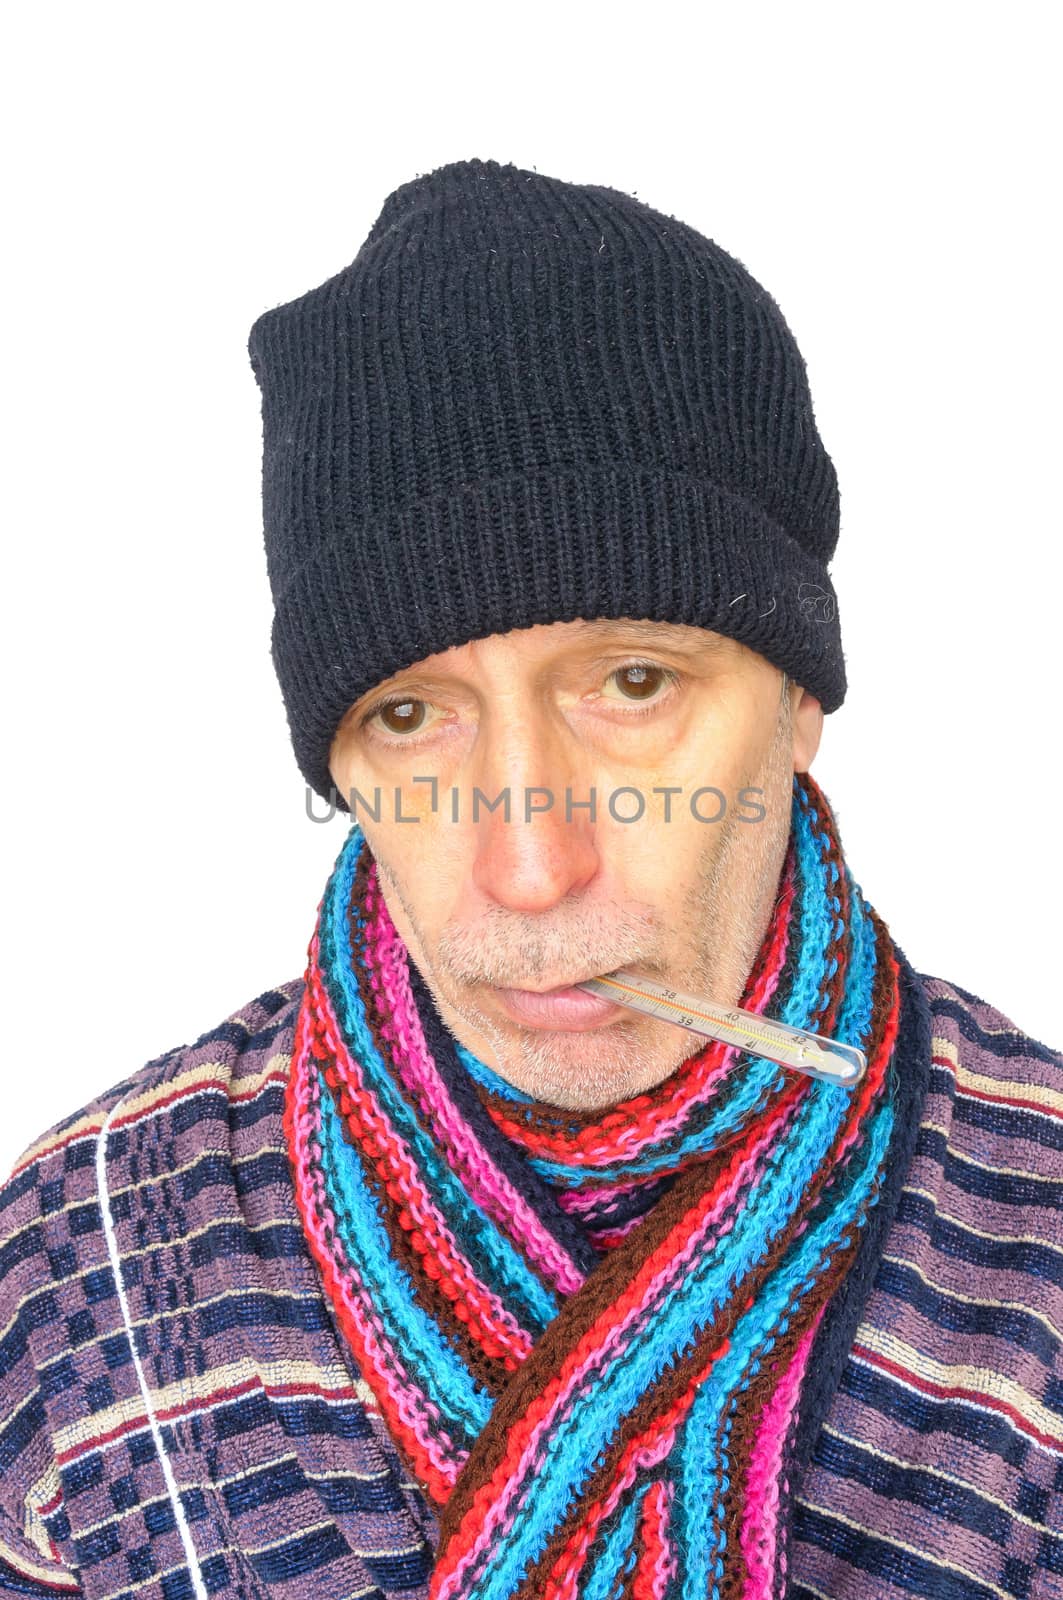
left=0, top=971, right=1060, bottom=1599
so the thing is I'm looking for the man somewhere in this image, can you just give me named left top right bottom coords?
left=1, top=158, right=1059, bottom=1600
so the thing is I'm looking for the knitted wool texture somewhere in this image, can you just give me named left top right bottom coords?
left=284, top=771, right=909, bottom=1599
left=248, top=157, right=846, bottom=810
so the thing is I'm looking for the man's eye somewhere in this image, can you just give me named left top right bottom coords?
left=364, top=697, right=430, bottom=736
left=602, top=661, right=679, bottom=705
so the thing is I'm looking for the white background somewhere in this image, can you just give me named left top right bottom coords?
left=3, top=3, right=1060, bottom=1177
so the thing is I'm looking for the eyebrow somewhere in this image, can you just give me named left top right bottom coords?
left=573, top=619, right=729, bottom=650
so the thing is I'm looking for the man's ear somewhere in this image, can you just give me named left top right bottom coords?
left=791, top=686, right=824, bottom=774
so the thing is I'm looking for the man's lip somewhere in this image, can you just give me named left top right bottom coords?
left=493, top=981, right=628, bottom=1031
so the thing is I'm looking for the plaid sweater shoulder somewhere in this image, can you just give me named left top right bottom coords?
left=0, top=972, right=1060, bottom=1600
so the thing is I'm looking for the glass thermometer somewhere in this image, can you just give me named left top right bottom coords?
left=575, top=969, right=866, bottom=1089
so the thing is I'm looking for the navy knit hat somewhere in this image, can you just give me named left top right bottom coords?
left=248, top=156, right=845, bottom=810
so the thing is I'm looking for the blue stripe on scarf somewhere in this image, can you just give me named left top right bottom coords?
left=581, top=1485, right=650, bottom=1600
left=315, top=1076, right=492, bottom=1441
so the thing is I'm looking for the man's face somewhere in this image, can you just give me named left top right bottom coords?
left=328, top=618, right=823, bottom=1110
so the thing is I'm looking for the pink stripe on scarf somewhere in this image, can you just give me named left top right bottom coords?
left=739, top=1304, right=826, bottom=1597
left=633, top=1480, right=676, bottom=1600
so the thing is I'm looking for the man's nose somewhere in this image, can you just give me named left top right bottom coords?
left=466, top=718, right=601, bottom=914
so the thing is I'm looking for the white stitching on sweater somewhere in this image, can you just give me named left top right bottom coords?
left=94, top=1094, right=209, bottom=1600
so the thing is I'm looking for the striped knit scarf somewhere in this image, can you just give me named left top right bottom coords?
left=284, top=771, right=908, bottom=1600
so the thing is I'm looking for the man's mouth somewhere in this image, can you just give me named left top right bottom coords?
left=493, top=976, right=628, bottom=1031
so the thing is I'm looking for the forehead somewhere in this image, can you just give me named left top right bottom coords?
left=544, top=618, right=715, bottom=648
left=385, top=617, right=728, bottom=679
